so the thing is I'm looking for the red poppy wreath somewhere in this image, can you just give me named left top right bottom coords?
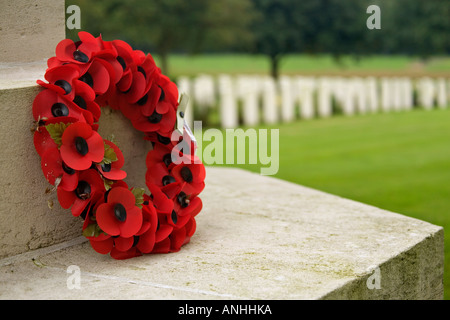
left=32, top=31, right=206, bottom=260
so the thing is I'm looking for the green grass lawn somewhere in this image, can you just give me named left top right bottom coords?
left=154, top=54, right=450, bottom=78
left=199, top=107, right=450, bottom=298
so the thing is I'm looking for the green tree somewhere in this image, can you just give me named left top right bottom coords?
left=67, top=0, right=255, bottom=76
left=250, top=0, right=368, bottom=79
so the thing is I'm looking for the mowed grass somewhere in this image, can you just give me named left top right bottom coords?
left=154, top=54, right=450, bottom=78
left=199, top=108, right=450, bottom=298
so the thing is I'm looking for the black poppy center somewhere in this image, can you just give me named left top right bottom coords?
left=73, top=95, right=87, bottom=110
left=54, top=80, right=72, bottom=95
left=171, top=210, right=178, bottom=225
left=79, top=72, right=94, bottom=88
left=62, top=162, right=75, bottom=175
left=75, top=181, right=91, bottom=200
left=180, top=167, right=193, bottom=183
left=157, top=134, right=171, bottom=145
left=158, top=86, right=165, bottom=102
left=137, top=66, right=146, bottom=79
left=162, top=175, right=176, bottom=186
left=162, top=153, right=172, bottom=167
left=114, top=203, right=127, bottom=222
left=101, top=163, right=112, bottom=172
left=177, top=191, right=189, bottom=208
left=75, top=137, right=89, bottom=156
left=116, top=56, right=126, bottom=71
left=51, top=102, right=69, bottom=117
left=148, top=111, right=162, bottom=124
left=73, top=50, right=89, bottom=63
left=137, top=94, right=148, bottom=106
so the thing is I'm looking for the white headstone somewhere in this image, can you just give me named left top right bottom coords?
left=317, top=77, right=333, bottom=117
left=416, top=77, right=435, bottom=110
left=366, top=77, right=379, bottom=112
left=193, top=74, right=216, bottom=109
left=342, top=78, right=356, bottom=116
left=381, top=77, right=393, bottom=112
left=236, top=75, right=260, bottom=126
left=261, top=76, right=278, bottom=124
left=400, top=78, right=413, bottom=110
left=218, top=74, right=238, bottom=128
left=436, top=78, right=448, bottom=108
left=295, top=77, right=315, bottom=119
left=279, top=76, right=295, bottom=122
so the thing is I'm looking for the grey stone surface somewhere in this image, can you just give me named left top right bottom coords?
left=0, top=168, right=443, bottom=299
left=0, top=0, right=65, bottom=63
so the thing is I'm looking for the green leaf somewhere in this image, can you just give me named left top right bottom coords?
left=103, top=178, right=114, bottom=191
left=131, top=187, right=145, bottom=208
left=82, top=224, right=104, bottom=238
left=45, top=122, right=71, bottom=148
left=98, top=142, right=118, bottom=165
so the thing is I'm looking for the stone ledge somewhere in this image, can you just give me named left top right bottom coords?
left=0, top=167, right=443, bottom=299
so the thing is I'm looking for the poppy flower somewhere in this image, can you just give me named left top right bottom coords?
left=57, top=169, right=105, bottom=216
left=53, top=34, right=99, bottom=67
left=171, top=162, right=206, bottom=196
left=145, top=142, right=175, bottom=170
left=60, top=122, right=104, bottom=171
left=96, top=186, right=143, bottom=238
left=41, top=147, right=79, bottom=191
left=37, top=64, right=81, bottom=100
left=33, top=116, right=77, bottom=157
left=96, top=140, right=127, bottom=181
left=89, top=204, right=158, bottom=259
left=32, top=89, right=94, bottom=125
left=70, top=80, right=101, bottom=122
left=128, top=71, right=178, bottom=135
left=78, top=59, right=112, bottom=96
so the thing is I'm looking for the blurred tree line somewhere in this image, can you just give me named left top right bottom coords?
left=66, top=0, right=450, bottom=78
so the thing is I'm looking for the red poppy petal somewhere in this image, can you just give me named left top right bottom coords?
left=71, top=198, right=90, bottom=217
left=60, top=144, right=92, bottom=171
left=100, top=168, right=127, bottom=181
left=110, top=247, right=141, bottom=260
left=107, top=187, right=136, bottom=209
left=55, top=39, right=76, bottom=61
left=114, top=236, right=134, bottom=252
left=155, top=224, right=173, bottom=243
left=61, top=122, right=92, bottom=144
left=41, top=148, right=64, bottom=185
left=147, top=184, right=174, bottom=213
left=119, top=207, right=142, bottom=238
left=170, top=227, right=186, bottom=252
left=96, top=203, right=121, bottom=236
left=152, top=237, right=171, bottom=253
left=45, top=64, right=79, bottom=84
left=87, top=60, right=110, bottom=95
left=155, top=101, right=170, bottom=114
left=137, top=231, right=155, bottom=253
left=59, top=171, right=79, bottom=192
left=90, top=237, right=114, bottom=255
left=126, top=71, right=147, bottom=104
left=185, top=217, right=197, bottom=237
left=85, top=131, right=104, bottom=163
left=57, top=187, right=76, bottom=209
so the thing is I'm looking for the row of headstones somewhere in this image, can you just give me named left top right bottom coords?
left=177, top=75, right=450, bottom=128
